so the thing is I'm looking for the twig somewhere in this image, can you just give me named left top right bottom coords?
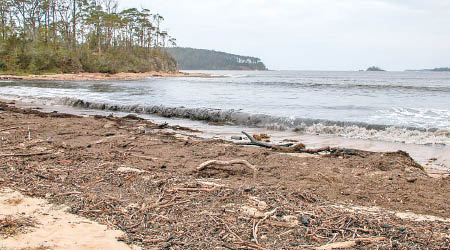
left=0, top=127, right=18, bottom=132
left=131, top=154, right=157, bottom=161
left=105, top=195, right=124, bottom=202
left=147, top=213, right=170, bottom=220
left=0, top=152, right=51, bottom=158
left=170, top=186, right=220, bottom=193
left=315, top=237, right=386, bottom=250
left=278, top=229, right=294, bottom=237
left=82, top=209, right=108, bottom=213
left=197, top=159, right=258, bottom=179
left=253, top=208, right=278, bottom=245
left=238, top=242, right=271, bottom=250
left=55, top=191, right=82, bottom=197
left=216, top=217, right=243, bottom=243
left=157, top=200, right=190, bottom=209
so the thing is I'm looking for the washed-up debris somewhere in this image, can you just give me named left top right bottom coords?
left=0, top=216, right=36, bottom=238
left=0, top=101, right=448, bottom=249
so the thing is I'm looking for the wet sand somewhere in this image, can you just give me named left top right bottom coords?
left=0, top=101, right=449, bottom=249
left=4, top=96, right=450, bottom=172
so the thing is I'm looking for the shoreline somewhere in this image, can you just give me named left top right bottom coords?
left=0, top=71, right=219, bottom=81
left=2, top=95, right=450, bottom=172
left=1, top=101, right=449, bottom=249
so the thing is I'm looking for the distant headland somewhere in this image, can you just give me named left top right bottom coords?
left=167, top=47, right=268, bottom=70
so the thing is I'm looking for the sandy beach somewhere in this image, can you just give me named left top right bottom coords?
left=0, top=101, right=449, bottom=249
left=0, top=71, right=217, bottom=81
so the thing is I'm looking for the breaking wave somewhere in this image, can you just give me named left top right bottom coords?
left=58, top=97, right=450, bottom=146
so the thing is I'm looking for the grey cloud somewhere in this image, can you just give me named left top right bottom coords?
left=121, top=0, right=450, bottom=70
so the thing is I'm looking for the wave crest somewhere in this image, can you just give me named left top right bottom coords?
left=59, top=97, right=450, bottom=146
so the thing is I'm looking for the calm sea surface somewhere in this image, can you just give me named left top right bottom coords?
left=1, top=70, right=449, bottom=147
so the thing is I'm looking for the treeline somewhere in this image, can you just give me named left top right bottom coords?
left=167, top=47, right=267, bottom=71
left=0, top=0, right=177, bottom=74
left=406, top=67, right=450, bottom=72
left=430, top=67, right=450, bottom=72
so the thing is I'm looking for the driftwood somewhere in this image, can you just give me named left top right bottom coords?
left=316, top=237, right=386, bottom=250
left=298, top=146, right=332, bottom=154
left=197, top=159, right=258, bottom=178
left=238, top=131, right=293, bottom=149
left=240, top=131, right=332, bottom=154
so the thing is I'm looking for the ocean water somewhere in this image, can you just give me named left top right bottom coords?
left=1, top=70, right=449, bottom=146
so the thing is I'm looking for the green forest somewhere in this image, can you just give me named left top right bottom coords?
left=0, top=0, right=177, bottom=74
left=167, top=47, right=267, bottom=71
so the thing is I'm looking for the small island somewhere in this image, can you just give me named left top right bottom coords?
left=366, top=66, right=386, bottom=72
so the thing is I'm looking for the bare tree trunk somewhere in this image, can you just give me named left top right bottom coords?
left=52, top=1, right=56, bottom=47
left=0, top=3, right=6, bottom=40
left=72, top=0, right=76, bottom=48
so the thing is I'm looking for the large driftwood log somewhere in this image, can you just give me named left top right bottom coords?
left=197, top=159, right=258, bottom=178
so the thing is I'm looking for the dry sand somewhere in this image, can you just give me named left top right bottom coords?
left=0, top=101, right=449, bottom=249
left=0, top=188, right=140, bottom=250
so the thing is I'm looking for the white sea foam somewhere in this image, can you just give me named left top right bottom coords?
left=369, top=107, right=450, bottom=129
left=54, top=97, right=450, bottom=146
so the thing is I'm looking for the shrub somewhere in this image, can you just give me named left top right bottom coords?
left=0, top=40, right=177, bottom=74
left=0, top=60, right=6, bottom=70
left=57, top=50, right=82, bottom=73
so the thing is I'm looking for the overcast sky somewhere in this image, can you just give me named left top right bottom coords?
left=121, top=0, right=450, bottom=71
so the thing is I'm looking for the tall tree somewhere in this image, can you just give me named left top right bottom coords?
left=0, top=0, right=10, bottom=40
left=0, top=0, right=177, bottom=73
